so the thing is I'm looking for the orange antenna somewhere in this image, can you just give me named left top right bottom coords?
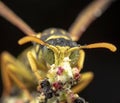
left=18, top=36, right=59, bottom=54
left=68, top=42, right=117, bottom=53
left=79, top=42, right=117, bottom=52
left=18, top=36, right=46, bottom=46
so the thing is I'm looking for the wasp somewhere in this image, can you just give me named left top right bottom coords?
left=0, top=1, right=117, bottom=103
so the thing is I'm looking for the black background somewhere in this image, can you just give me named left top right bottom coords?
left=0, top=0, right=120, bottom=103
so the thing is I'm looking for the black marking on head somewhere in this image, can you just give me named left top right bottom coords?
left=46, top=38, right=78, bottom=47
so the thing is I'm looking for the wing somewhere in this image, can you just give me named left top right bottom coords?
left=69, top=0, right=114, bottom=41
left=0, top=1, right=36, bottom=36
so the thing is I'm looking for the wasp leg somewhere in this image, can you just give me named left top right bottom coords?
left=7, top=70, right=32, bottom=101
left=1, top=51, right=33, bottom=100
left=27, top=51, right=43, bottom=81
left=72, top=72, right=94, bottom=93
left=1, top=52, right=12, bottom=96
left=77, top=50, right=85, bottom=72
left=73, top=50, right=94, bottom=93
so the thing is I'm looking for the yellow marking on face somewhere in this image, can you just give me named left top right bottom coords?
left=45, top=35, right=70, bottom=41
left=50, top=29, right=55, bottom=34
left=53, top=46, right=70, bottom=65
left=35, top=33, right=42, bottom=38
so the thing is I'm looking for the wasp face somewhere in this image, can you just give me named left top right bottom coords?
left=40, top=28, right=80, bottom=66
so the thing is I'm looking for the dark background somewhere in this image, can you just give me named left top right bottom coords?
left=0, top=0, right=120, bottom=103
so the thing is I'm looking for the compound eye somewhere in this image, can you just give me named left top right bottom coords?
left=69, top=50, right=79, bottom=67
left=43, top=46, right=55, bottom=65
